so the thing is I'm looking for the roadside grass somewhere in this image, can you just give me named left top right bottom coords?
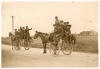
left=2, top=35, right=98, bottom=53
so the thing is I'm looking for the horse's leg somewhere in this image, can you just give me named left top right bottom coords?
left=43, top=43, right=45, bottom=53
left=12, top=42, right=13, bottom=50
left=44, top=43, right=47, bottom=53
left=18, top=40, right=20, bottom=50
left=16, top=39, right=20, bottom=50
left=43, top=43, right=46, bottom=54
left=11, top=40, right=13, bottom=50
left=74, top=37, right=76, bottom=44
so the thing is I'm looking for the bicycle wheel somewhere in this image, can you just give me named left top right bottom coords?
left=24, top=40, right=30, bottom=50
left=14, top=40, right=20, bottom=50
left=49, top=43, right=60, bottom=56
left=61, top=41, right=73, bottom=55
left=14, top=46, right=20, bottom=50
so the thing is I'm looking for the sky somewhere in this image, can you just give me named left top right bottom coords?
left=1, top=1, right=98, bottom=37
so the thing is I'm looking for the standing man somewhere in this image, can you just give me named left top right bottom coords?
left=55, top=16, right=59, bottom=24
left=24, top=26, right=32, bottom=40
left=22, top=27, right=25, bottom=39
left=19, top=27, right=22, bottom=39
left=15, top=29, right=19, bottom=39
left=53, top=16, right=61, bottom=34
left=53, top=16, right=61, bottom=46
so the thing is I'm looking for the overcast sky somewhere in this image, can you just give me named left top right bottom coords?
left=2, top=2, right=98, bottom=37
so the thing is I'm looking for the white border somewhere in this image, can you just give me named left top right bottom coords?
left=0, top=0, right=2, bottom=68
left=1, top=0, right=99, bottom=2
left=0, top=0, right=99, bottom=69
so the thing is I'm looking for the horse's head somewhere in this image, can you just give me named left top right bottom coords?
left=34, top=31, right=41, bottom=39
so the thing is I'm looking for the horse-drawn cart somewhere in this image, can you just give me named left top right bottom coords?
left=9, top=32, right=32, bottom=50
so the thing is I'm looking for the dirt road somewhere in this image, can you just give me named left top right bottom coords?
left=2, top=44, right=98, bottom=68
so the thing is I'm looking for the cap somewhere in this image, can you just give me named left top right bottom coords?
left=55, top=16, right=58, bottom=19
left=66, top=21, right=69, bottom=23
left=26, top=26, right=28, bottom=27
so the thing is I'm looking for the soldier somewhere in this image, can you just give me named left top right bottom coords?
left=22, top=27, right=25, bottom=39
left=15, top=29, right=19, bottom=39
left=18, top=28, right=20, bottom=36
left=60, top=20, right=64, bottom=25
left=62, top=21, right=71, bottom=42
left=53, top=16, right=60, bottom=27
left=14, top=29, right=20, bottom=49
left=19, top=27, right=23, bottom=39
left=53, top=16, right=61, bottom=34
left=60, top=20, right=64, bottom=30
left=53, top=17, right=63, bottom=45
left=55, top=16, right=59, bottom=24
left=24, top=26, right=32, bottom=40
left=66, top=21, right=71, bottom=35
left=63, top=21, right=71, bottom=34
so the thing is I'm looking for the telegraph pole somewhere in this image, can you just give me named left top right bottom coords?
left=11, top=16, right=14, bottom=33
left=11, top=16, right=14, bottom=50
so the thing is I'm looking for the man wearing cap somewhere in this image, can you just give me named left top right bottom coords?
left=55, top=16, right=59, bottom=24
left=22, top=27, right=25, bottom=39
left=24, top=26, right=32, bottom=40
left=52, top=16, right=62, bottom=47
left=63, top=21, right=71, bottom=34
left=18, top=27, right=22, bottom=39
left=14, top=29, right=20, bottom=49
left=15, top=29, right=19, bottom=39
left=53, top=16, right=61, bottom=34
left=61, top=21, right=71, bottom=40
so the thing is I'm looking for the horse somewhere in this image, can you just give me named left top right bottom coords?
left=34, top=31, right=50, bottom=54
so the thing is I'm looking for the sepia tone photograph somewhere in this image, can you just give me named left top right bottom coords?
left=1, top=1, right=98, bottom=68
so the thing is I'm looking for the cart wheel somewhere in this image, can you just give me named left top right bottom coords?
left=24, top=40, right=30, bottom=50
left=14, top=41, right=20, bottom=50
left=61, top=41, right=73, bottom=55
left=24, top=47, right=29, bottom=50
left=49, top=43, right=60, bottom=56
left=14, top=46, right=20, bottom=50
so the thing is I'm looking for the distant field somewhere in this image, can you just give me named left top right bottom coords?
left=2, top=35, right=98, bottom=53
left=73, top=35, right=98, bottom=53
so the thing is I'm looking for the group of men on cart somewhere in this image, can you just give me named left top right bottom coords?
left=12, top=26, right=32, bottom=41
left=53, top=16, right=71, bottom=41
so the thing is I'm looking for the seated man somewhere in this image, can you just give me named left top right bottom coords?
left=63, top=21, right=71, bottom=35
left=67, top=24, right=71, bottom=35
left=15, top=29, right=20, bottom=40
left=61, top=21, right=71, bottom=40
